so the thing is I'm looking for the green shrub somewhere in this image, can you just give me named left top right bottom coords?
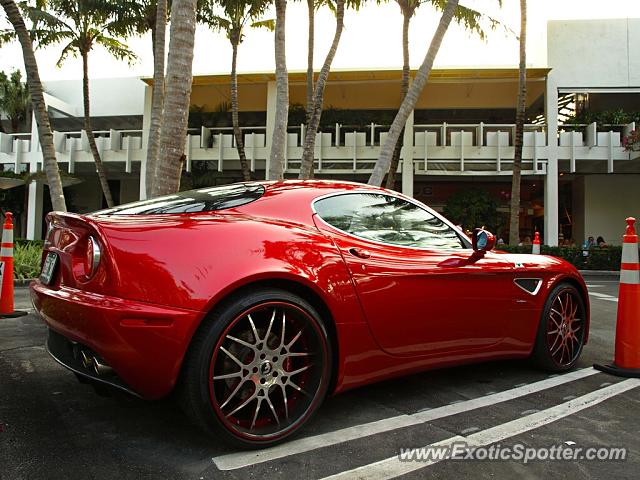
left=497, top=245, right=625, bottom=271
left=15, top=238, right=44, bottom=248
left=12, top=241, right=44, bottom=281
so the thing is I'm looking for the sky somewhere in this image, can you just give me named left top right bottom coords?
left=0, top=0, right=639, bottom=81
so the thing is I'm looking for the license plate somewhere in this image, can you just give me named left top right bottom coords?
left=40, top=252, right=58, bottom=285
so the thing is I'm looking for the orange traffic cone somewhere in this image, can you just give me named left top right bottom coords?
left=532, top=231, right=541, bottom=254
left=0, top=212, right=27, bottom=319
left=595, top=217, right=640, bottom=377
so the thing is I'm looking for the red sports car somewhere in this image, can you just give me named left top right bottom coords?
left=31, top=180, right=589, bottom=448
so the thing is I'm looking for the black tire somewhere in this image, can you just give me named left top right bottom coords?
left=178, top=287, right=332, bottom=449
left=530, top=282, right=586, bottom=372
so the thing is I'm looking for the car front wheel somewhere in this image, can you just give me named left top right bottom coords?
left=531, top=282, right=586, bottom=371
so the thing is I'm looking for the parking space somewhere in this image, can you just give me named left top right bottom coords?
left=1, top=280, right=637, bottom=479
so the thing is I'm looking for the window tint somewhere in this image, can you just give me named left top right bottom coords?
left=315, top=193, right=464, bottom=249
left=94, top=183, right=265, bottom=215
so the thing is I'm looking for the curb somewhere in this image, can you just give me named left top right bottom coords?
left=578, top=270, right=620, bottom=277
left=14, top=279, right=35, bottom=288
left=578, top=270, right=620, bottom=280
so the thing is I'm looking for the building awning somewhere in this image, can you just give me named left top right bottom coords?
left=142, top=67, right=551, bottom=86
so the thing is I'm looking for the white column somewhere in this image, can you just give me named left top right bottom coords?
left=141, top=84, right=152, bottom=150
left=139, top=85, right=153, bottom=200
left=26, top=176, right=44, bottom=240
left=544, top=74, right=559, bottom=246
left=401, top=111, right=415, bottom=197
left=265, top=81, right=277, bottom=180
left=30, top=111, right=40, bottom=155
left=26, top=111, right=45, bottom=240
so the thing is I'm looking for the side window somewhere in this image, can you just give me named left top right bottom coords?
left=314, top=193, right=464, bottom=249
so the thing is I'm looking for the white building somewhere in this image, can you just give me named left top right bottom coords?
left=1, top=18, right=639, bottom=245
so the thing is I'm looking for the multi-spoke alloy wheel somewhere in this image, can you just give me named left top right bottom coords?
left=546, top=288, right=584, bottom=367
left=531, top=283, right=586, bottom=371
left=180, top=288, right=331, bottom=448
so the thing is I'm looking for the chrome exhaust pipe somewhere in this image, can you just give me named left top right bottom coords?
left=80, top=350, right=93, bottom=369
left=79, top=348, right=113, bottom=376
left=92, top=357, right=113, bottom=376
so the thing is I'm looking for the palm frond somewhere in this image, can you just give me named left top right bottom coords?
left=204, top=14, right=232, bottom=31
left=101, top=0, right=152, bottom=37
left=29, top=28, right=76, bottom=50
left=427, top=0, right=509, bottom=41
left=246, top=0, right=272, bottom=19
left=95, top=34, right=137, bottom=65
left=345, top=0, right=361, bottom=11
left=23, top=6, right=75, bottom=36
left=0, top=29, right=15, bottom=45
left=56, top=40, right=79, bottom=67
left=251, top=19, right=275, bottom=31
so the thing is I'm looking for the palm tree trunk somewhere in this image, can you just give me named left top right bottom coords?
left=231, top=41, right=251, bottom=181
left=368, top=0, right=458, bottom=187
left=268, top=0, right=289, bottom=181
left=145, top=0, right=167, bottom=198
left=385, top=9, right=411, bottom=190
left=509, top=0, right=527, bottom=245
left=299, top=0, right=344, bottom=180
left=154, top=0, right=197, bottom=196
left=81, top=51, right=114, bottom=208
left=1, top=0, right=66, bottom=212
left=306, top=0, right=314, bottom=125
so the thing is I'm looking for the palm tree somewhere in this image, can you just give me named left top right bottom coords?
left=509, top=0, right=526, bottom=245
left=25, top=0, right=138, bottom=208
left=198, top=0, right=274, bottom=182
left=0, top=0, right=66, bottom=212
left=383, top=0, right=502, bottom=189
left=154, top=0, right=198, bottom=196
left=383, top=1, right=412, bottom=189
left=0, top=69, right=31, bottom=132
left=305, top=0, right=314, bottom=125
left=147, top=0, right=167, bottom=197
left=368, top=0, right=459, bottom=186
left=112, top=0, right=168, bottom=197
left=298, top=0, right=345, bottom=179
left=268, top=0, right=288, bottom=180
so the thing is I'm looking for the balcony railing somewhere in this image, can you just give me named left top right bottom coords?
left=0, top=121, right=635, bottom=177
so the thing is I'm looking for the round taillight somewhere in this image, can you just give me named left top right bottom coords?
left=84, top=236, right=101, bottom=278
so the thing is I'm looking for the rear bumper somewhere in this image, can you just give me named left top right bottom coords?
left=46, top=328, right=141, bottom=397
left=30, top=280, right=204, bottom=399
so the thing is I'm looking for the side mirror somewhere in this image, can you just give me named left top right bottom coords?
left=438, top=228, right=497, bottom=268
left=472, top=228, right=496, bottom=253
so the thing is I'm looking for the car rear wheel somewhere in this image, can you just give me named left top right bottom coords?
left=179, top=288, right=332, bottom=448
left=531, top=282, right=586, bottom=371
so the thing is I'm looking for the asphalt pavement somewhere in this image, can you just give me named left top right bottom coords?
left=1, top=279, right=638, bottom=480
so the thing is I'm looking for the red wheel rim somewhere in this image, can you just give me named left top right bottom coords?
left=546, top=288, right=585, bottom=367
left=208, top=301, right=328, bottom=441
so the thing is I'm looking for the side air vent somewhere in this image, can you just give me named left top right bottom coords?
left=514, top=278, right=543, bottom=295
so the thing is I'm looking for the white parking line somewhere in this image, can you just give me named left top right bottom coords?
left=322, top=379, right=640, bottom=480
left=588, top=292, right=619, bottom=302
left=213, top=368, right=599, bottom=470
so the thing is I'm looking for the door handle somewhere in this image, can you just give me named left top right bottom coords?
left=349, top=247, right=371, bottom=259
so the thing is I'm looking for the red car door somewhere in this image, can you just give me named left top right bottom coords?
left=313, top=191, right=515, bottom=357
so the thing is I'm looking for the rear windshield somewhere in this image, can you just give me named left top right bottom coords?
left=93, top=183, right=265, bottom=215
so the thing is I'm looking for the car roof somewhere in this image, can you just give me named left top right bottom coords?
left=261, top=179, right=380, bottom=193
left=238, top=180, right=396, bottom=225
